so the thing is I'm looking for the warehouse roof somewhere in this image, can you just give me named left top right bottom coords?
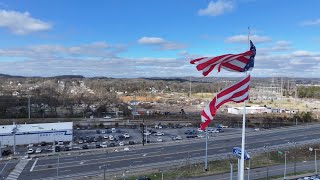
left=0, top=122, right=73, bottom=135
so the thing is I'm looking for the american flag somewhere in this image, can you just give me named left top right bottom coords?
left=190, top=41, right=256, bottom=76
left=200, top=75, right=251, bottom=130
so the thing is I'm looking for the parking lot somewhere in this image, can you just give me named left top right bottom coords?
left=1, top=124, right=245, bottom=157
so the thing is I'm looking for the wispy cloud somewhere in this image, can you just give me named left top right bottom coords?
left=137, top=36, right=186, bottom=50
left=225, top=34, right=271, bottom=44
left=0, top=9, right=52, bottom=35
left=198, top=0, right=235, bottom=17
left=300, top=18, right=320, bottom=26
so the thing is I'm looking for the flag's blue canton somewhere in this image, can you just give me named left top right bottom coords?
left=242, top=40, right=256, bottom=72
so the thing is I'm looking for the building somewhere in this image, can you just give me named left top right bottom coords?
left=227, top=106, right=272, bottom=115
left=0, top=122, right=73, bottom=146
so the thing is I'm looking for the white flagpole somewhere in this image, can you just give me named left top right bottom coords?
left=239, top=27, right=250, bottom=180
left=205, top=127, right=208, bottom=171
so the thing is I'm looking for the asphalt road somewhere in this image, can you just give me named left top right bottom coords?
left=14, top=124, right=320, bottom=180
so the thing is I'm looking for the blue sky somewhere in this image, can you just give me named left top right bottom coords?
left=0, top=0, right=319, bottom=78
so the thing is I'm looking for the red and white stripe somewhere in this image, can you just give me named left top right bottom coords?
left=190, top=50, right=253, bottom=76
left=200, top=75, right=251, bottom=130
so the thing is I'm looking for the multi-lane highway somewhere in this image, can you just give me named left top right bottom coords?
left=5, top=124, right=320, bottom=179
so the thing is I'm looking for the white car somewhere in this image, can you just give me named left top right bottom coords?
left=103, top=116, right=111, bottom=119
left=197, top=134, right=204, bottom=138
left=197, top=128, right=204, bottom=132
left=144, top=132, right=151, bottom=136
left=119, top=141, right=124, bottom=146
left=101, top=142, right=108, bottom=148
left=124, top=147, right=130, bottom=151
left=79, top=140, right=83, bottom=144
left=124, top=133, right=130, bottom=138
left=27, top=148, right=34, bottom=154
left=109, top=135, right=114, bottom=141
left=254, top=128, right=260, bottom=131
left=156, top=132, right=164, bottom=136
left=101, top=130, right=106, bottom=134
left=103, top=135, right=109, bottom=139
left=157, top=137, right=163, bottom=142
left=28, top=144, right=34, bottom=148
left=35, top=148, right=42, bottom=153
left=175, top=135, right=182, bottom=140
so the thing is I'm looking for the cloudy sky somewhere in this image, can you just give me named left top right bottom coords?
left=0, top=0, right=319, bottom=78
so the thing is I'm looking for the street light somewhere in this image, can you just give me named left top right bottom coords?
left=309, top=147, right=319, bottom=175
left=99, top=164, right=109, bottom=180
left=264, top=145, right=270, bottom=180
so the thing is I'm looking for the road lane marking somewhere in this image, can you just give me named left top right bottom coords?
left=30, top=158, right=38, bottom=172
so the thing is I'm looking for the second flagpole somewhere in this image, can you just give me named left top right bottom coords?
left=239, top=26, right=250, bottom=180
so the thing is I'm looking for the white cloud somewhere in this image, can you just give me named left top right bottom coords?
left=0, top=9, right=51, bottom=35
left=300, top=18, right=320, bottom=26
left=138, top=37, right=166, bottom=44
left=225, top=34, right=271, bottom=43
left=137, top=36, right=186, bottom=50
left=198, top=0, right=235, bottom=16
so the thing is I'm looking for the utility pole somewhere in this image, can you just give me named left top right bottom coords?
left=189, top=76, right=192, bottom=97
left=284, top=152, right=287, bottom=180
left=0, top=141, right=2, bottom=158
left=56, top=154, right=59, bottom=180
left=281, top=77, right=283, bottom=96
left=99, top=164, right=108, bottom=180
left=294, top=142, right=297, bottom=175
left=142, top=119, right=145, bottom=146
left=28, top=96, right=31, bottom=119
left=315, top=149, right=319, bottom=175
left=12, top=122, right=17, bottom=155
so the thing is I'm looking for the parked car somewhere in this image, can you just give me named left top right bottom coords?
left=156, top=132, right=164, bottom=136
left=79, top=140, right=84, bottom=144
left=136, top=177, right=151, bottom=180
left=101, top=130, right=106, bottom=134
left=103, top=115, right=111, bottom=119
left=109, top=143, right=115, bottom=147
left=124, top=133, right=130, bottom=138
left=156, top=137, right=163, bottom=142
left=35, top=148, right=42, bottom=153
left=186, top=135, right=197, bottom=138
left=28, top=144, right=34, bottom=148
left=119, top=141, right=124, bottom=146
left=197, top=134, right=204, bottom=138
left=129, top=141, right=135, bottom=145
left=82, top=145, right=89, bottom=149
left=197, top=128, right=204, bottom=132
left=96, top=143, right=101, bottom=148
left=111, top=128, right=116, bottom=133
left=103, top=135, right=109, bottom=139
left=124, top=147, right=130, bottom=151
left=109, top=135, right=115, bottom=141
left=58, top=141, right=64, bottom=145
left=2, top=149, right=12, bottom=156
left=101, top=142, right=108, bottom=148
left=27, top=148, right=34, bottom=154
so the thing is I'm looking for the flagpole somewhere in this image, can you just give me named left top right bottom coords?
left=239, top=27, right=250, bottom=180
left=205, top=127, right=208, bottom=171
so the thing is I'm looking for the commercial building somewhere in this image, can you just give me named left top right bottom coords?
left=0, top=122, right=73, bottom=146
left=227, top=106, right=272, bottom=115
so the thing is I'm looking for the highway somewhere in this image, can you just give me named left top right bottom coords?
left=10, top=124, right=320, bottom=179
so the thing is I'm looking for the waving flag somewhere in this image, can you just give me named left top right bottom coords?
left=190, top=41, right=256, bottom=76
left=200, top=75, right=251, bottom=130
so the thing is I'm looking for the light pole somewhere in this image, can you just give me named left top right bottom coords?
left=28, top=96, right=31, bottom=119
left=230, top=162, right=233, bottom=180
left=52, top=128, right=56, bottom=153
left=247, top=159, right=251, bottom=180
left=56, top=153, right=59, bottom=180
left=99, top=165, right=108, bottom=180
left=11, top=122, right=17, bottom=155
left=309, top=147, right=319, bottom=175
left=264, top=145, right=270, bottom=180
left=284, top=151, right=287, bottom=180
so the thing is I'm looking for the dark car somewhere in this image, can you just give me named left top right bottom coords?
left=55, top=146, right=61, bottom=152
left=40, top=141, right=48, bottom=146
left=116, top=129, right=121, bottom=133
left=96, top=130, right=101, bottom=134
left=1, top=149, right=12, bottom=156
left=96, top=143, right=101, bottom=148
left=186, top=135, right=197, bottom=138
left=109, top=143, right=115, bottom=147
left=82, top=145, right=89, bottom=149
left=136, top=177, right=151, bottom=180
left=129, top=141, right=135, bottom=145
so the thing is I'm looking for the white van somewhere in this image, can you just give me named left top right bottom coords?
left=111, top=128, right=116, bottom=133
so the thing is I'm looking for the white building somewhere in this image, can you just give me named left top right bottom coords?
left=228, top=106, right=272, bottom=115
left=0, top=122, right=73, bottom=146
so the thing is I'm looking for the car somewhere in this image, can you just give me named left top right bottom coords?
left=109, top=135, right=115, bottom=141
left=109, top=143, right=115, bottom=147
left=35, top=148, right=42, bottom=153
left=197, top=134, right=204, bottom=138
left=101, top=130, right=106, bottom=134
left=124, top=147, right=130, bottom=151
left=79, top=140, right=84, bottom=144
left=175, top=135, right=182, bottom=140
left=144, top=132, right=151, bottom=136
left=96, top=143, right=101, bottom=148
left=156, top=132, right=164, bottom=136
left=197, top=128, right=204, bottom=132
left=101, top=142, right=108, bottom=148
left=186, top=135, right=197, bottom=138
left=129, top=141, right=135, bottom=145
left=96, top=130, right=101, bottom=134
left=103, top=135, right=109, bottom=139
left=124, top=133, right=130, bottom=138
left=156, top=137, right=163, bottom=142
left=254, top=128, right=260, bottom=131
left=2, top=149, right=12, bottom=156
left=103, top=115, right=112, bottom=119
left=58, top=141, right=64, bottom=145
left=136, top=177, right=151, bottom=180
left=116, top=129, right=121, bottom=133
left=55, top=146, right=61, bottom=152
left=82, top=145, right=89, bottom=149
left=28, top=144, right=34, bottom=148
left=40, top=141, right=48, bottom=146
left=65, top=146, right=72, bottom=151
left=111, top=128, right=116, bottom=133
left=27, top=148, right=34, bottom=154
left=119, top=141, right=124, bottom=146
left=217, top=128, right=224, bottom=132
